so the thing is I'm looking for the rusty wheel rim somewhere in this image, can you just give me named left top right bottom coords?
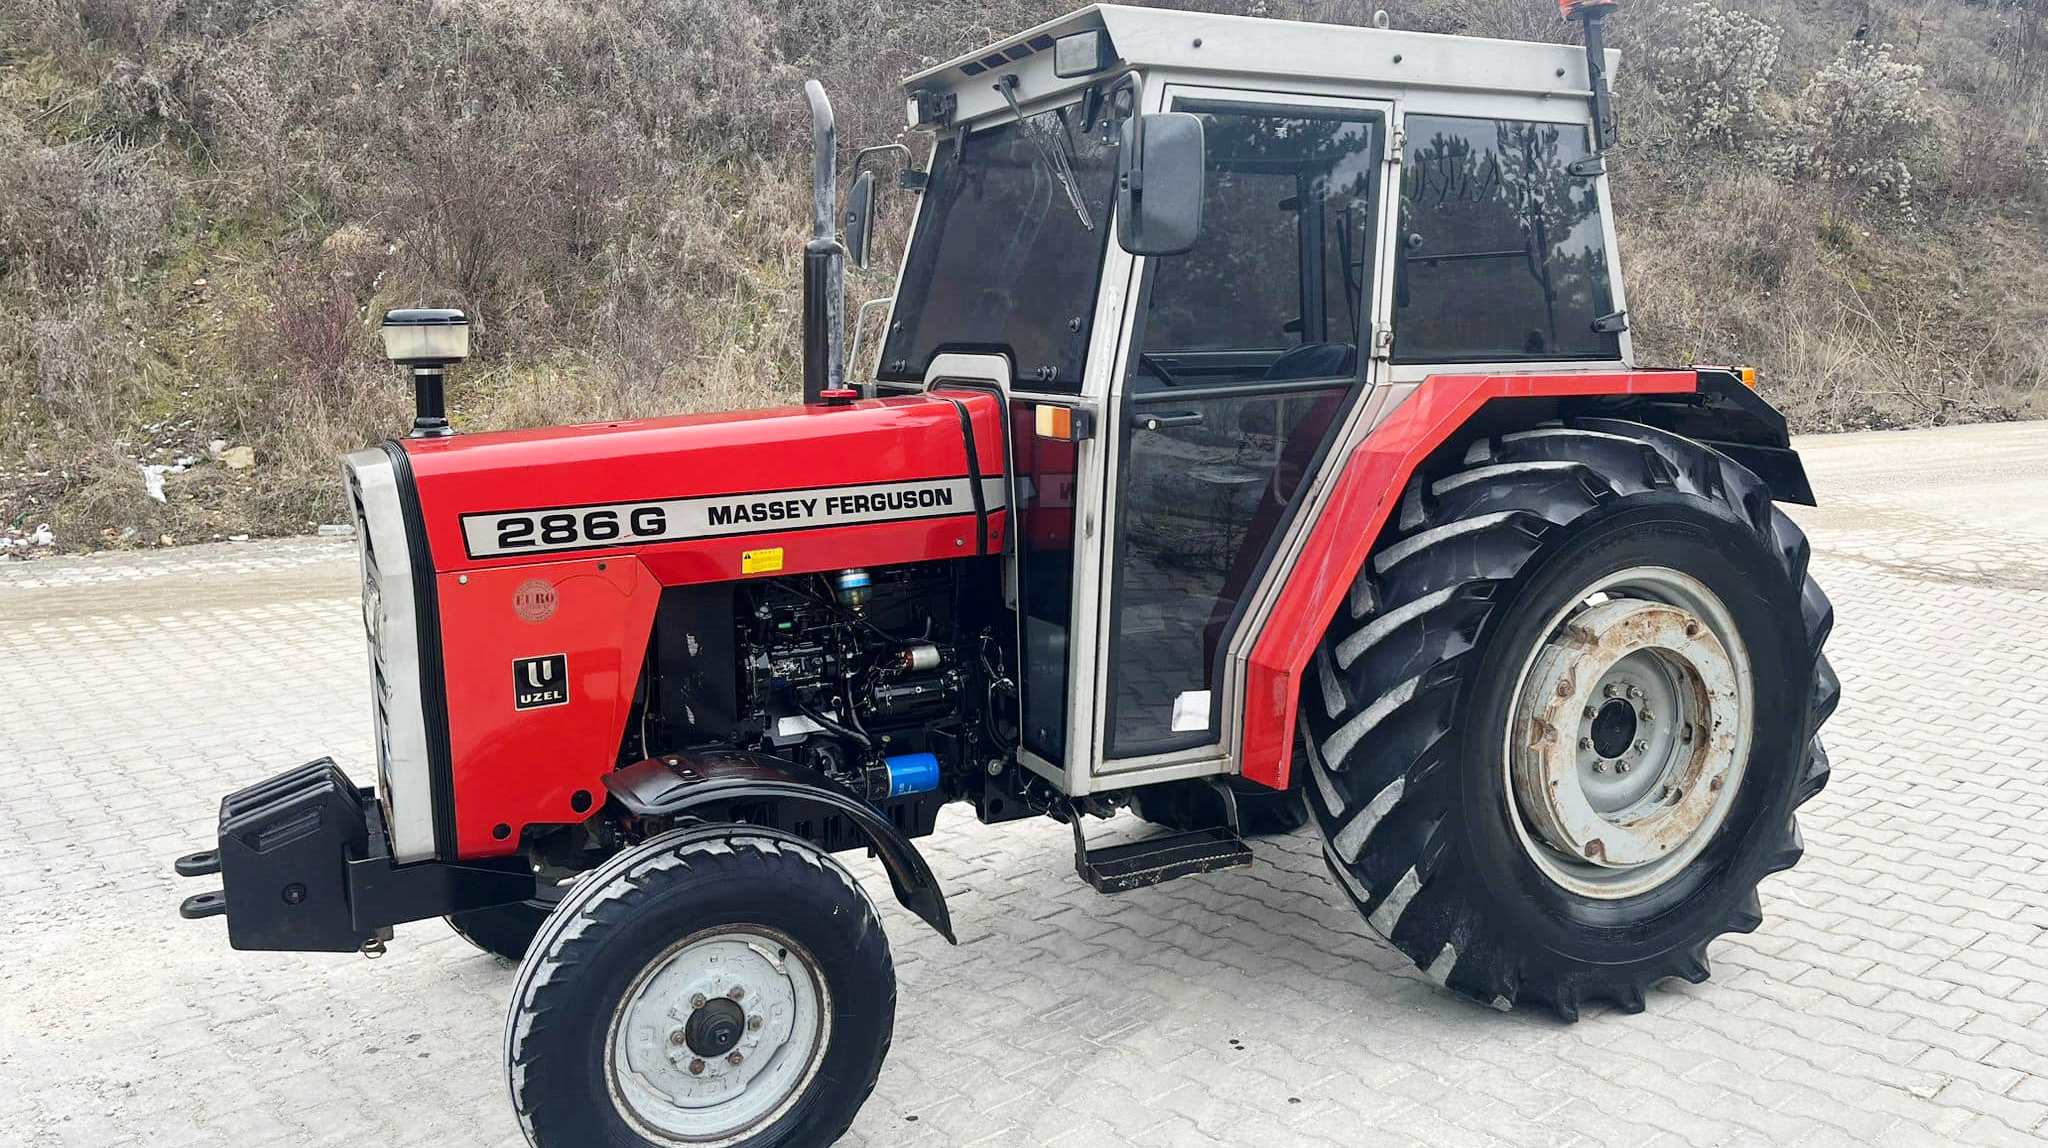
left=1505, top=566, right=1754, bottom=900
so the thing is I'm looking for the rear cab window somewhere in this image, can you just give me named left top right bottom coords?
left=1393, top=114, right=1621, bottom=364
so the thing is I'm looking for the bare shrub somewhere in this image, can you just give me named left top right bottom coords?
left=1650, top=2, right=1783, bottom=150
left=29, top=297, right=137, bottom=434
left=1775, top=39, right=1933, bottom=216
left=0, top=122, right=173, bottom=294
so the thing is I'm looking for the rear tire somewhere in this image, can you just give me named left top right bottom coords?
left=505, top=827, right=893, bottom=1147
left=1303, top=419, right=1836, bottom=1020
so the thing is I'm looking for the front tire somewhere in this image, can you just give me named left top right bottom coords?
left=1303, top=419, right=1836, bottom=1020
left=506, top=827, right=894, bottom=1147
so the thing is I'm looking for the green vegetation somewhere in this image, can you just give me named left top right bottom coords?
left=1, top=0, right=2042, bottom=550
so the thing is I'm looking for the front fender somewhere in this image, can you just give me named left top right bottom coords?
left=603, top=750, right=956, bottom=944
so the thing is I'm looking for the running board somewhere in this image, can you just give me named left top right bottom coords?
left=1071, top=820, right=1253, bottom=894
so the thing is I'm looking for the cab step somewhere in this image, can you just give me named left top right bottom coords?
left=1071, top=821, right=1253, bottom=894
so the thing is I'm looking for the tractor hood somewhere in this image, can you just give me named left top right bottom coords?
left=394, top=392, right=1008, bottom=585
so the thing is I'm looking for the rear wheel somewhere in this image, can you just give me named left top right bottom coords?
left=506, top=827, right=893, bottom=1147
left=1303, top=420, right=1836, bottom=1019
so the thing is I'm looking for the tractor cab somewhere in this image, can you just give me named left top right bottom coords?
left=865, top=4, right=1629, bottom=797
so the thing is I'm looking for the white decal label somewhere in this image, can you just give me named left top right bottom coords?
left=461, top=477, right=1006, bottom=558
left=1171, top=690, right=1213, bottom=732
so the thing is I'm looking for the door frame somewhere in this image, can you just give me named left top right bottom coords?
left=1079, top=82, right=1404, bottom=790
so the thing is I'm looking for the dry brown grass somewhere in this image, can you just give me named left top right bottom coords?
left=0, top=0, right=2042, bottom=551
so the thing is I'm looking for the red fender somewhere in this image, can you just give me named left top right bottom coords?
left=1237, top=371, right=1698, bottom=790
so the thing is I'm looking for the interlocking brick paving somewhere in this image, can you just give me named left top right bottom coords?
left=3, top=422, right=2043, bottom=1147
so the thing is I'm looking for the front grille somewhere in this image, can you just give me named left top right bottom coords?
left=347, top=471, right=397, bottom=828
left=343, top=448, right=437, bottom=862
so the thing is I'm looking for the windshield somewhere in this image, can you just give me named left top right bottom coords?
left=879, top=100, right=1119, bottom=390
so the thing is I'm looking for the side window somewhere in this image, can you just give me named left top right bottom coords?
left=1394, top=115, right=1621, bottom=363
left=1131, top=104, right=1380, bottom=390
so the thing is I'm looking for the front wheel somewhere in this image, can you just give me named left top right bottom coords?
left=1304, top=420, right=1837, bottom=1020
left=505, top=827, right=894, bottom=1147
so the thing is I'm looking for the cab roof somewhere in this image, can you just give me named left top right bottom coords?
left=903, top=4, right=1615, bottom=114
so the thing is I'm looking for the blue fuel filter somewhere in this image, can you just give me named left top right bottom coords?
left=882, top=752, right=940, bottom=798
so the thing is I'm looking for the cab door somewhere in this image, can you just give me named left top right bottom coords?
left=1093, top=90, right=1394, bottom=771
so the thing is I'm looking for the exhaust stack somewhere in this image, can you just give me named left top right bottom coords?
left=802, top=80, right=850, bottom=405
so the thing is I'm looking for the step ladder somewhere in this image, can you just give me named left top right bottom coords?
left=1069, top=784, right=1254, bottom=894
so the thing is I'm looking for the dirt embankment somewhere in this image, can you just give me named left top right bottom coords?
left=1, top=0, right=2042, bottom=555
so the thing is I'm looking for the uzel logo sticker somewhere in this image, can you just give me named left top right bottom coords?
left=512, top=579, right=558, bottom=623
left=513, top=654, right=569, bottom=710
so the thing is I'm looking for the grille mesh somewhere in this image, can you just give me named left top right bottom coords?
left=348, top=470, right=396, bottom=813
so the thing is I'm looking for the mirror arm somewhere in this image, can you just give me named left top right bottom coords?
left=848, top=296, right=895, bottom=392
left=1108, top=70, right=1145, bottom=158
left=852, top=143, right=912, bottom=176
left=1108, top=69, right=1148, bottom=242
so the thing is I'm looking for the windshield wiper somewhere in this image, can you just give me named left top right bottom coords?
left=996, top=75, right=1093, bottom=233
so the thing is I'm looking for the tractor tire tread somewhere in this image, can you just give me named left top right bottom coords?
left=505, top=827, right=892, bottom=1148
left=1304, top=419, right=1834, bottom=1021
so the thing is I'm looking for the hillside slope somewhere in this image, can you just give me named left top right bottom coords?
left=1, top=0, right=2042, bottom=550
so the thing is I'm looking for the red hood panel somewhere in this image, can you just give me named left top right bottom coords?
left=400, top=393, right=1009, bottom=584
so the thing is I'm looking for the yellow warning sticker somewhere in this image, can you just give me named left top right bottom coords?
left=741, top=547, right=785, bottom=574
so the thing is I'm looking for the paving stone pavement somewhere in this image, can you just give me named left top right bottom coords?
left=3, top=421, right=2046, bottom=1148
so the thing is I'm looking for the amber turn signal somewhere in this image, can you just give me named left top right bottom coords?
left=1035, top=404, right=1078, bottom=441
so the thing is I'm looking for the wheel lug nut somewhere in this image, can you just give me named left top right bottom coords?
left=689, top=1058, right=705, bottom=1075
left=727, top=1052, right=745, bottom=1066
left=1634, top=740, right=1648, bottom=753
left=669, top=1029, right=688, bottom=1046
left=1616, top=761, right=1632, bottom=774
left=1604, top=684, right=1622, bottom=699
left=1592, top=761, right=1609, bottom=774
left=691, top=993, right=707, bottom=1009
left=1628, top=686, right=1645, bottom=701
left=1639, top=710, right=1653, bottom=723
left=1579, top=737, right=1595, bottom=751
left=747, top=1016, right=763, bottom=1032
left=1583, top=706, right=1598, bottom=720
left=728, top=987, right=745, bottom=1002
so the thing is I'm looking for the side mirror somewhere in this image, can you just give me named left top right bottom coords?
left=844, top=168, right=878, bottom=270
left=1116, top=111, right=1205, bottom=257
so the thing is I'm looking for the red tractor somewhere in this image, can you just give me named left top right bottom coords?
left=177, top=4, right=1835, bottom=1145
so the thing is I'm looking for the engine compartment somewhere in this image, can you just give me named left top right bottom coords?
left=634, top=558, right=1019, bottom=831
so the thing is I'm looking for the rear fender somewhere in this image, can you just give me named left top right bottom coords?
left=604, top=750, right=956, bottom=943
left=1560, top=368, right=1815, bottom=505
left=1237, top=371, right=1701, bottom=791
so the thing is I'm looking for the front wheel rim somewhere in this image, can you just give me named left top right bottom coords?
left=1504, top=566, right=1754, bottom=900
left=605, top=926, right=830, bottom=1146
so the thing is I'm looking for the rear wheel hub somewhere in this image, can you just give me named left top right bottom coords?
left=1506, top=567, right=1754, bottom=900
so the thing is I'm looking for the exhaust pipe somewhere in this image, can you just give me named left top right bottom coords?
left=802, top=80, right=849, bottom=405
